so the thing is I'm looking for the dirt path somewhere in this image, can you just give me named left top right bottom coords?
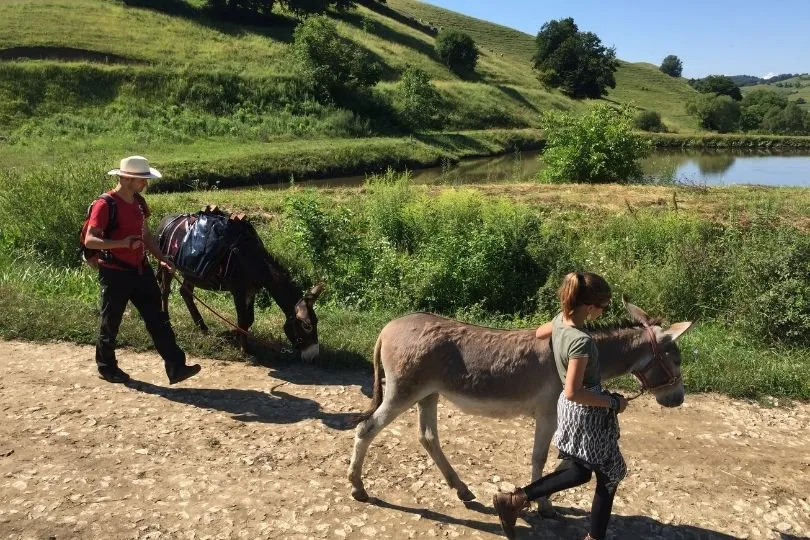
left=0, top=340, right=808, bottom=540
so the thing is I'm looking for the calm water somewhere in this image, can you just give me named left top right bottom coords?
left=277, top=149, right=810, bottom=189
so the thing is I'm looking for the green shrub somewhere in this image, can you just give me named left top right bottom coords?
left=435, top=30, right=478, bottom=74
left=292, top=15, right=381, bottom=102
left=725, top=221, right=810, bottom=345
left=634, top=110, right=666, bottom=132
left=539, top=104, right=651, bottom=183
left=392, top=66, right=442, bottom=130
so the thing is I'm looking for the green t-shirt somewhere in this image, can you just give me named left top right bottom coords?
left=551, top=312, right=600, bottom=388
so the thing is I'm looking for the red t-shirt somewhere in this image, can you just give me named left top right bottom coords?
left=87, top=191, right=151, bottom=269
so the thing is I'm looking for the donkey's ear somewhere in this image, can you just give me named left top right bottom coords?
left=663, top=321, right=693, bottom=341
left=308, top=282, right=325, bottom=301
left=622, top=294, right=652, bottom=325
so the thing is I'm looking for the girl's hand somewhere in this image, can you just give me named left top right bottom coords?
left=610, top=392, right=628, bottom=413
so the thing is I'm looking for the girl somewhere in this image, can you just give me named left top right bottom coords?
left=493, top=272, right=628, bottom=540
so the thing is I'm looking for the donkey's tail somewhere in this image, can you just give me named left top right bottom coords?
left=354, top=334, right=384, bottom=424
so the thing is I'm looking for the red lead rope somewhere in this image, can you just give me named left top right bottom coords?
left=169, top=271, right=282, bottom=352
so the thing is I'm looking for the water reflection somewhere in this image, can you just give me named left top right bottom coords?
left=258, top=148, right=809, bottom=190
left=640, top=149, right=810, bottom=186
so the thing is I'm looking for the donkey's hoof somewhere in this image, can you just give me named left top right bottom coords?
left=199, top=325, right=209, bottom=335
left=456, top=486, right=476, bottom=501
left=351, top=486, right=370, bottom=502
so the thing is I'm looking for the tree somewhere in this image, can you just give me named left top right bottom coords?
left=392, top=66, right=442, bottom=130
left=739, top=89, right=788, bottom=131
left=533, top=18, right=618, bottom=99
left=762, top=102, right=809, bottom=134
left=691, top=75, right=742, bottom=101
left=686, top=94, right=741, bottom=133
left=434, top=30, right=478, bottom=74
left=539, top=104, right=650, bottom=183
left=292, top=15, right=381, bottom=101
left=659, top=55, right=683, bottom=77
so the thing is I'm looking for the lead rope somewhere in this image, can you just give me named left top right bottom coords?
left=168, top=271, right=283, bottom=352
left=625, top=325, right=659, bottom=401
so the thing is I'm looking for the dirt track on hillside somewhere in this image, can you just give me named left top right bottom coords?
left=0, top=340, right=808, bottom=540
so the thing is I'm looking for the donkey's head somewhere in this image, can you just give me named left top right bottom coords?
left=623, top=296, right=693, bottom=408
left=283, top=282, right=324, bottom=362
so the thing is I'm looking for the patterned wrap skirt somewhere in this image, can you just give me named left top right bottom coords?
left=551, top=386, right=627, bottom=491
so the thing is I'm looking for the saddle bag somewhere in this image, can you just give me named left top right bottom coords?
left=173, top=211, right=243, bottom=280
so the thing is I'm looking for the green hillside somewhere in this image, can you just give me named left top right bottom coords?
left=0, top=0, right=705, bottom=179
left=742, top=74, right=810, bottom=110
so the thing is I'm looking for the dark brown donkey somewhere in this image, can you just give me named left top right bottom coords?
left=348, top=298, right=692, bottom=514
left=155, top=209, right=324, bottom=361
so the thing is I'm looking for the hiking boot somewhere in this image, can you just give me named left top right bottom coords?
left=168, top=364, right=201, bottom=385
left=98, top=367, right=131, bottom=384
left=493, top=489, right=528, bottom=539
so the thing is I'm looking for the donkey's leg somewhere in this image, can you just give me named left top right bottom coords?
left=417, top=393, right=475, bottom=501
left=179, top=281, right=208, bottom=333
left=348, top=392, right=413, bottom=503
left=531, top=405, right=559, bottom=518
left=233, top=290, right=255, bottom=354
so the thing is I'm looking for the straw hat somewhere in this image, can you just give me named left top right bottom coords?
left=107, top=155, right=162, bottom=179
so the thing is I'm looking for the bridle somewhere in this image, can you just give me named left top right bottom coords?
left=627, top=324, right=682, bottom=401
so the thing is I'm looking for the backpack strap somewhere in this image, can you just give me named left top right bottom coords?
left=96, top=193, right=118, bottom=237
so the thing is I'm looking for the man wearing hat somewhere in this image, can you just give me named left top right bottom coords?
left=84, top=156, right=201, bottom=385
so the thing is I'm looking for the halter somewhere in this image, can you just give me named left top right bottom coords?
left=626, top=324, right=682, bottom=401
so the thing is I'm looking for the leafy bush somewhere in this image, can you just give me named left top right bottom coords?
left=435, top=30, right=478, bottom=74
left=533, top=18, right=618, bottom=99
left=539, top=104, right=651, bottom=183
left=659, top=55, right=683, bottom=78
left=634, top=110, right=666, bottom=132
left=687, top=94, right=741, bottom=133
left=392, top=66, right=442, bottom=130
left=292, top=15, right=381, bottom=101
left=724, top=221, right=810, bottom=345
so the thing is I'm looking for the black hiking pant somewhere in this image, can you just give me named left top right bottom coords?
left=523, top=458, right=617, bottom=540
left=96, top=264, right=186, bottom=378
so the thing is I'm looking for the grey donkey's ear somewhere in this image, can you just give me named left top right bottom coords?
left=622, top=294, right=653, bottom=326
left=663, top=321, right=693, bottom=341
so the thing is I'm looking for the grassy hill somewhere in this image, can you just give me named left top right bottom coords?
left=0, top=0, right=705, bottom=180
left=742, top=74, right=810, bottom=110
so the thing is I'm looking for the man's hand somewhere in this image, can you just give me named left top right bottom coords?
left=121, top=235, right=144, bottom=250
left=160, top=259, right=175, bottom=273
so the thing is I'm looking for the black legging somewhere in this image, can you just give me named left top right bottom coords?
left=522, top=458, right=617, bottom=540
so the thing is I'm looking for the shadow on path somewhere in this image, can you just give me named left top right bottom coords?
left=369, top=499, right=503, bottom=536
left=125, top=380, right=361, bottom=430
left=371, top=498, right=744, bottom=539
